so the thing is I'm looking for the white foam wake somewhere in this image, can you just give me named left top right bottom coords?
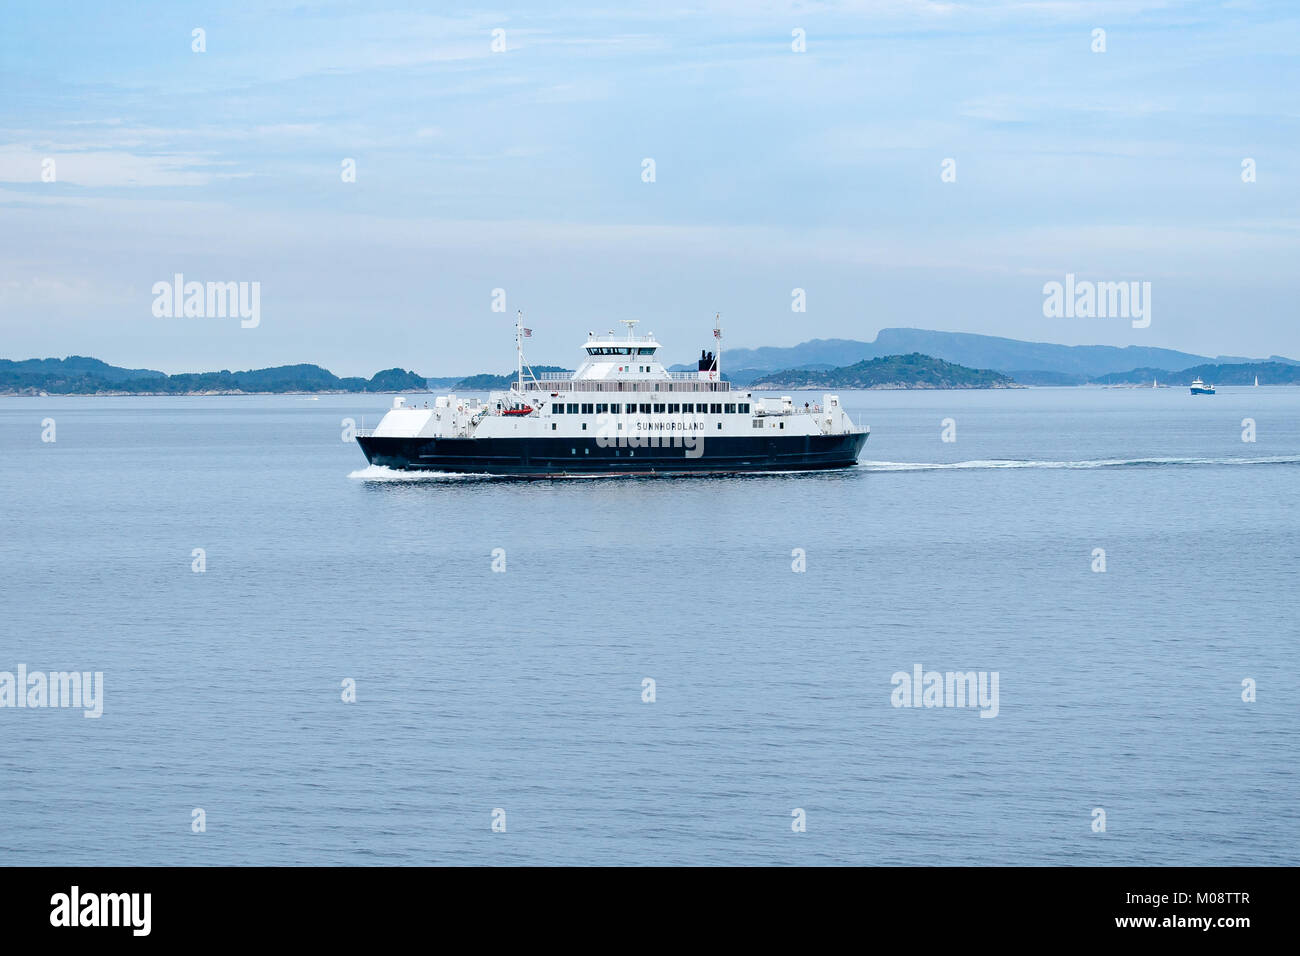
left=859, top=455, right=1300, bottom=472
left=347, top=465, right=492, bottom=481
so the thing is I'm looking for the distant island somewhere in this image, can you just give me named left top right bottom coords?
left=6, top=327, right=1300, bottom=395
left=453, top=366, right=571, bottom=389
left=1091, top=361, right=1300, bottom=386
left=0, top=356, right=427, bottom=396
left=752, top=353, right=1017, bottom=389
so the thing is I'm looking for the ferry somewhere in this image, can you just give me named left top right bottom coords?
left=356, top=314, right=869, bottom=476
left=1189, top=377, right=1215, bottom=395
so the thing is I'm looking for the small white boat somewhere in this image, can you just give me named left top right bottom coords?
left=1189, top=377, right=1215, bottom=395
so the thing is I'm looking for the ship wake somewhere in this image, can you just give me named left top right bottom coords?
left=859, top=455, right=1300, bottom=473
left=348, top=465, right=493, bottom=481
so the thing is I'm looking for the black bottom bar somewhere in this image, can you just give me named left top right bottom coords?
left=0, top=866, right=1274, bottom=943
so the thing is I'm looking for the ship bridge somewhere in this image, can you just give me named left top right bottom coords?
left=573, top=323, right=668, bottom=382
left=521, top=320, right=726, bottom=394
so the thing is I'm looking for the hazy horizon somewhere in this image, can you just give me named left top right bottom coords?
left=4, top=322, right=1297, bottom=380
left=3, top=0, right=1298, bottom=376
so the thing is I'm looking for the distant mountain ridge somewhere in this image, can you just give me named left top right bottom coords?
left=674, top=329, right=1298, bottom=381
left=8, top=330, right=1300, bottom=395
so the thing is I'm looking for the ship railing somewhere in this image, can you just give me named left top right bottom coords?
left=754, top=404, right=823, bottom=416
left=520, top=380, right=731, bottom=393
left=355, top=427, right=375, bottom=437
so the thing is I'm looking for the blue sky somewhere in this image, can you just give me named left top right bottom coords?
left=2, top=0, right=1298, bottom=375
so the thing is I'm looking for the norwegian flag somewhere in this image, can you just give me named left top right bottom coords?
left=713, top=328, right=721, bottom=338
left=522, top=328, right=532, bottom=337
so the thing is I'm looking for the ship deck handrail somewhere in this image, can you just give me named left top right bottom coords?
left=522, top=380, right=730, bottom=393
left=756, top=404, right=823, bottom=415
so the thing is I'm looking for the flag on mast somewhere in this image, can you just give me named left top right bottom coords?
left=523, top=328, right=533, bottom=337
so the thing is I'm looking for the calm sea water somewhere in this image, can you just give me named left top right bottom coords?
left=2, top=387, right=1297, bottom=865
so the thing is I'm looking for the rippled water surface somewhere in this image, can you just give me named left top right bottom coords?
left=2, top=387, right=1297, bottom=865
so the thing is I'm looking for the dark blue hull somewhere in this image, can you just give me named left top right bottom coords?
left=357, top=432, right=868, bottom=476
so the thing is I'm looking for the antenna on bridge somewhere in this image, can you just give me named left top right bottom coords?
left=713, top=312, right=722, bottom=377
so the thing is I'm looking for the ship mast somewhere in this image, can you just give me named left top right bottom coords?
left=516, top=310, right=524, bottom=393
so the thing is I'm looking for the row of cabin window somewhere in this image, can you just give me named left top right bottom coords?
left=551, top=402, right=751, bottom=415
